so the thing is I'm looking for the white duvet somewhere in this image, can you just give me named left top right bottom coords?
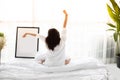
left=0, top=58, right=113, bottom=80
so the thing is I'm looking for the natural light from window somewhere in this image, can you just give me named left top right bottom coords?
left=0, top=0, right=109, bottom=61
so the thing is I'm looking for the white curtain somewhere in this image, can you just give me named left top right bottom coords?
left=0, top=0, right=114, bottom=63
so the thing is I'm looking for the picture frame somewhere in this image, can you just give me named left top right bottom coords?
left=15, top=27, right=39, bottom=58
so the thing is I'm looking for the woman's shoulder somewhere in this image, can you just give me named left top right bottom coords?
left=54, top=41, right=65, bottom=51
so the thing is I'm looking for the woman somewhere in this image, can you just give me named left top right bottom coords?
left=23, top=10, right=70, bottom=67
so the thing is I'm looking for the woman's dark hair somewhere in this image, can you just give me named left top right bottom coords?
left=46, top=28, right=61, bottom=51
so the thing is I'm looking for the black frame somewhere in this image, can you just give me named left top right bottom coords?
left=15, top=27, right=39, bottom=58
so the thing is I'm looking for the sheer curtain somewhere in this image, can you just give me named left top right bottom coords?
left=0, top=0, right=114, bottom=63
left=0, top=0, right=33, bottom=62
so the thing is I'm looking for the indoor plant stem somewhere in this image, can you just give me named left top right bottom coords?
left=0, top=50, right=1, bottom=65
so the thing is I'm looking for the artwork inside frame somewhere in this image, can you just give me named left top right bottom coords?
left=15, top=27, right=39, bottom=58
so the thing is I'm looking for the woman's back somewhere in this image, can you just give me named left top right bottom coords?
left=44, top=41, right=66, bottom=66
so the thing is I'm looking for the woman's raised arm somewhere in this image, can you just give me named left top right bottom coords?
left=63, top=10, right=68, bottom=28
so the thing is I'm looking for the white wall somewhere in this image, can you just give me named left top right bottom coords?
left=0, top=0, right=108, bottom=62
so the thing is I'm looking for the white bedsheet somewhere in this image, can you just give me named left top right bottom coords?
left=0, top=58, right=113, bottom=80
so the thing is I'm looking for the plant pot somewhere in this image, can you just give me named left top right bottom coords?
left=116, top=55, right=120, bottom=68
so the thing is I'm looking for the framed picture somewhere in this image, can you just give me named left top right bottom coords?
left=15, top=27, right=39, bottom=58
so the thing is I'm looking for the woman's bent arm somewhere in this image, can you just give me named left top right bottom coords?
left=22, top=33, right=37, bottom=38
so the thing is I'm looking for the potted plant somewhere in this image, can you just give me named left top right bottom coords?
left=0, top=32, right=5, bottom=64
left=106, top=0, right=120, bottom=68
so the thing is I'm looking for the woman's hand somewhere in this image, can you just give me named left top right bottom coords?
left=63, top=10, right=68, bottom=16
left=22, top=33, right=28, bottom=38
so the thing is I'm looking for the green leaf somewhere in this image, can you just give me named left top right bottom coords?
left=106, top=4, right=119, bottom=22
left=107, top=29, right=116, bottom=31
left=113, top=32, right=118, bottom=42
left=107, top=23, right=116, bottom=28
left=0, top=32, right=4, bottom=37
left=117, top=23, right=120, bottom=32
left=110, top=0, right=120, bottom=16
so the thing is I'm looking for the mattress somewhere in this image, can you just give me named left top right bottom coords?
left=0, top=58, right=113, bottom=80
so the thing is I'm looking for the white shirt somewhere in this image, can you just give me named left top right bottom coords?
left=36, top=28, right=67, bottom=67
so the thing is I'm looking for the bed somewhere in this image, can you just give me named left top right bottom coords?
left=0, top=58, right=114, bottom=80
